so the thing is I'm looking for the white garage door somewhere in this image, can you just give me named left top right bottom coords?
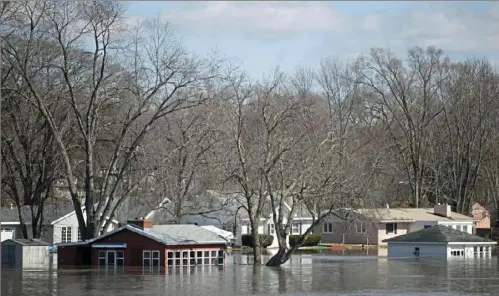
left=1, top=228, right=14, bottom=242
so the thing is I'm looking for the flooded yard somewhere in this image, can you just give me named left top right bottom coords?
left=2, top=249, right=498, bottom=295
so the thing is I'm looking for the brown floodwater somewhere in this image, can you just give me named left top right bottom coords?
left=2, top=249, right=499, bottom=295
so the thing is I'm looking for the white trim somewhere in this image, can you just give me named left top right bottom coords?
left=447, top=242, right=497, bottom=246
left=384, top=241, right=447, bottom=245
left=380, top=220, right=415, bottom=223
left=0, top=222, right=21, bottom=225
left=322, top=222, right=333, bottom=234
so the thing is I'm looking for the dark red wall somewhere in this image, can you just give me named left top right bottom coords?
left=91, top=229, right=167, bottom=266
left=58, top=245, right=91, bottom=266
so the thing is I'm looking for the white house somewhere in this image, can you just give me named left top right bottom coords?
left=383, top=224, right=496, bottom=258
left=0, top=205, right=119, bottom=245
left=239, top=202, right=314, bottom=248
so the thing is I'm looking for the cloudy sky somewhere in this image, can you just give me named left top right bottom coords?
left=125, top=1, right=499, bottom=78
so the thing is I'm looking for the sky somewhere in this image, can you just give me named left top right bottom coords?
left=124, top=1, right=499, bottom=78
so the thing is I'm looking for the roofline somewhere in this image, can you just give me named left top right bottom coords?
left=145, top=196, right=172, bottom=220
left=1, top=222, right=21, bottom=225
left=380, top=220, right=416, bottom=223
left=2, top=238, right=50, bottom=246
left=447, top=241, right=497, bottom=245
left=51, top=207, right=119, bottom=225
left=383, top=241, right=447, bottom=245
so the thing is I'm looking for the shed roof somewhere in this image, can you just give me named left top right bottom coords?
left=382, top=225, right=497, bottom=244
left=2, top=239, right=51, bottom=246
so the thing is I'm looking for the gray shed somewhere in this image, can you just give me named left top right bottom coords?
left=1, top=239, right=54, bottom=269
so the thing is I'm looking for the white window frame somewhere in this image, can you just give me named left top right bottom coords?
left=355, top=222, right=366, bottom=234
left=385, top=223, right=397, bottom=234
left=462, top=225, right=468, bottom=233
left=77, top=228, right=82, bottom=241
left=167, top=251, right=174, bottom=266
left=116, top=250, right=124, bottom=266
left=269, top=223, right=275, bottom=235
left=143, top=250, right=151, bottom=267
left=292, top=223, right=300, bottom=234
left=323, top=222, right=333, bottom=233
left=98, top=250, right=106, bottom=266
left=61, top=226, right=72, bottom=243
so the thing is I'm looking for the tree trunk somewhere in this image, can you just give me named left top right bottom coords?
left=250, top=218, right=262, bottom=265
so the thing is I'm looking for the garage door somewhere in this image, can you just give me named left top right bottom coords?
left=1, top=228, right=14, bottom=242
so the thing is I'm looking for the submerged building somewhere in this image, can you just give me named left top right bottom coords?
left=57, top=219, right=228, bottom=267
left=383, top=225, right=496, bottom=258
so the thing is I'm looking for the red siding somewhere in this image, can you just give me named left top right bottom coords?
left=91, top=229, right=167, bottom=266
left=58, top=245, right=91, bottom=266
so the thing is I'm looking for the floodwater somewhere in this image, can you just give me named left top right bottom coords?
left=2, top=249, right=499, bottom=296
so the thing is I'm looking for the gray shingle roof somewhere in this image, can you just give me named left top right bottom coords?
left=383, top=225, right=497, bottom=244
left=0, top=205, right=75, bottom=224
left=148, top=224, right=227, bottom=244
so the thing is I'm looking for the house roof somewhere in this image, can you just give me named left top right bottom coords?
left=200, top=225, right=235, bottom=241
left=0, top=205, right=75, bottom=224
left=2, top=239, right=51, bottom=246
left=382, top=225, right=497, bottom=244
left=57, top=223, right=227, bottom=247
left=357, top=208, right=474, bottom=223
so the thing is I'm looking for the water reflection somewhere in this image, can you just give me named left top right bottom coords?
left=1, top=250, right=498, bottom=296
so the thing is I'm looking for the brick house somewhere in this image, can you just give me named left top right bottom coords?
left=56, top=219, right=228, bottom=268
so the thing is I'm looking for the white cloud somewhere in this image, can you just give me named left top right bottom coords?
left=161, top=2, right=369, bottom=33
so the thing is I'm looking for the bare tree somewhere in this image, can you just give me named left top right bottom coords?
left=3, top=1, right=222, bottom=239
left=357, top=46, right=448, bottom=208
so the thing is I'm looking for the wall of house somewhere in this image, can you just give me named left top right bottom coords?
left=22, top=246, right=51, bottom=269
left=316, top=220, right=377, bottom=245
left=408, top=221, right=438, bottom=232
left=58, top=245, right=91, bottom=266
left=239, top=218, right=313, bottom=248
left=91, top=229, right=166, bottom=266
left=377, top=222, right=409, bottom=245
left=387, top=243, right=447, bottom=257
left=474, top=217, right=491, bottom=229
left=53, top=212, right=117, bottom=244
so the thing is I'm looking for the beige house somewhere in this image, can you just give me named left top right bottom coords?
left=317, top=204, right=475, bottom=246
left=472, top=203, right=491, bottom=229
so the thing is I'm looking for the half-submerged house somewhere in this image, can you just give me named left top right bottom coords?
left=383, top=225, right=496, bottom=258
left=56, top=219, right=228, bottom=268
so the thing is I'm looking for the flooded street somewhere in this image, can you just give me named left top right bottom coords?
left=2, top=250, right=499, bottom=296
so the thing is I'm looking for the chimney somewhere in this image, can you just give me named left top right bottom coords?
left=127, top=217, right=153, bottom=230
left=434, top=204, right=451, bottom=218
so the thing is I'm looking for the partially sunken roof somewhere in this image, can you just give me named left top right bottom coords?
left=147, top=224, right=227, bottom=245
left=383, top=225, right=496, bottom=244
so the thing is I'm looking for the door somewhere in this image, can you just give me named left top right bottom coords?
left=106, top=251, right=116, bottom=266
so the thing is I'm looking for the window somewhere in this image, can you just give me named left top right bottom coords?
left=323, top=222, right=333, bottom=233
left=175, top=251, right=181, bottom=266
left=386, top=223, right=397, bottom=234
left=167, top=251, right=174, bottom=266
left=424, top=225, right=432, bottom=229
left=268, top=223, right=275, bottom=235
left=190, top=251, right=196, bottom=265
left=98, top=250, right=106, bottom=266
left=456, top=225, right=462, bottom=232
left=292, top=223, right=300, bottom=234
left=1, top=228, right=13, bottom=232
left=151, top=251, right=160, bottom=266
left=117, top=251, right=124, bottom=266
left=182, top=251, right=188, bottom=265
left=462, top=225, right=468, bottom=233
left=77, top=229, right=82, bottom=241
left=204, top=251, right=210, bottom=265
left=218, top=249, right=224, bottom=265
left=196, top=251, right=203, bottom=265
left=61, top=227, right=72, bottom=243
left=355, top=222, right=366, bottom=234
left=143, top=251, right=151, bottom=266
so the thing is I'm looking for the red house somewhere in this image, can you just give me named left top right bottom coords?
left=56, top=219, right=228, bottom=268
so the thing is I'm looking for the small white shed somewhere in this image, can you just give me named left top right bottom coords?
left=1, top=239, right=53, bottom=269
left=383, top=225, right=496, bottom=258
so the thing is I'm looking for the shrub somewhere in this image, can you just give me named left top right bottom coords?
left=241, top=234, right=274, bottom=248
left=288, top=233, right=321, bottom=247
